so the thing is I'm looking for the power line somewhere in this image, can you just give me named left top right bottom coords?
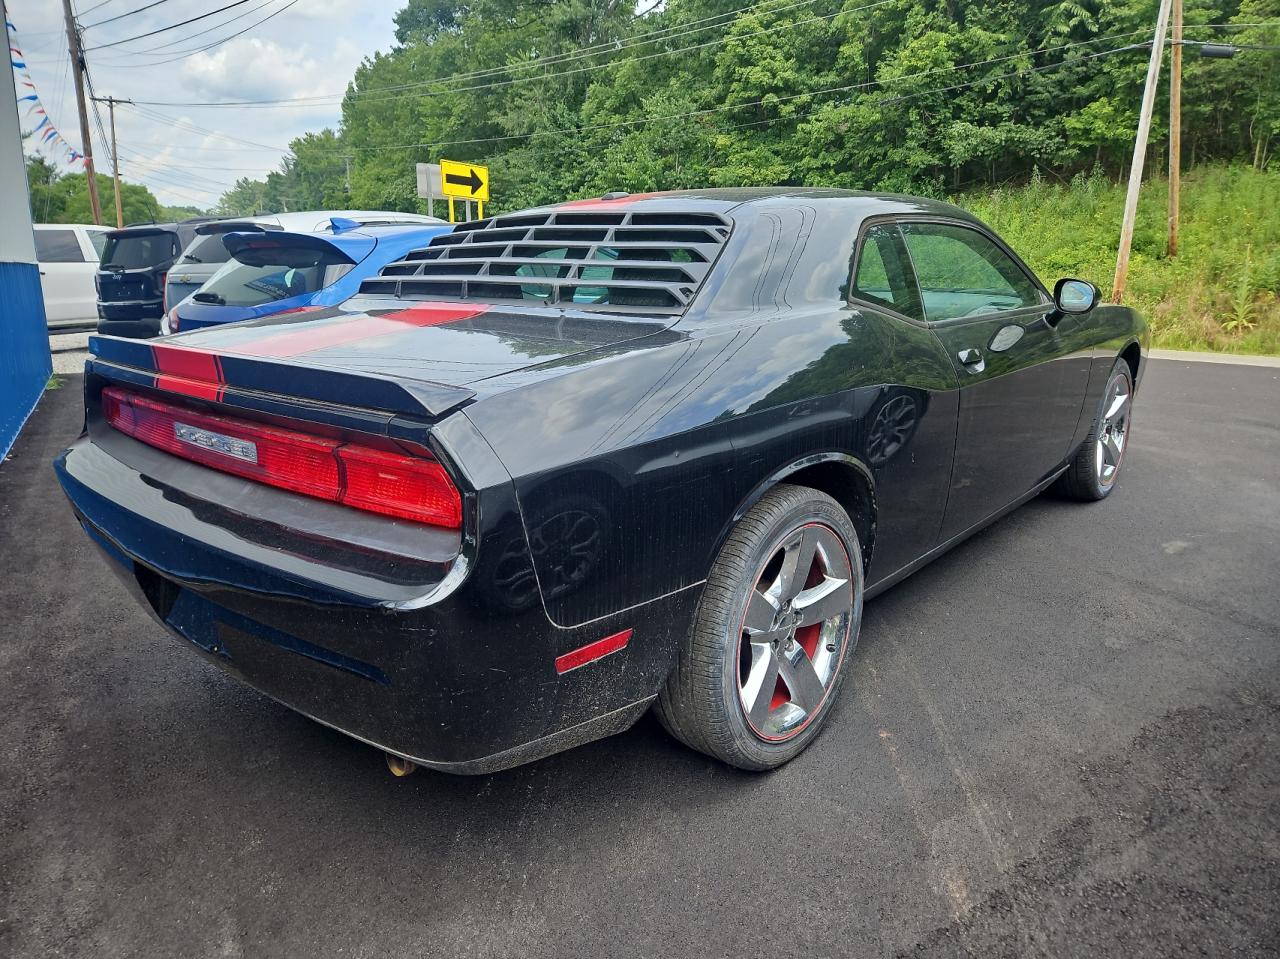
left=83, top=0, right=175, bottom=30
left=121, top=162, right=235, bottom=194
left=340, top=30, right=1159, bottom=153
left=121, top=0, right=853, bottom=106
left=113, top=0, right=286, bottom=53
left=100, top=15, right=1280, bottom=209
left=313, top=17, right=1277, bottom=115
left=84, top=0, right=253, bottom=50
left=327, top=0, right=827, bottom=101
left=123, top=101, right=290, bottom=150
left=114, top=142, right=242, bottom=188
left=107, top=0, right=298, bottom=64
left=879, top=42, right=1150, bottom=106
left=120, top=28, right=1154, bottom=169
left=126, top=30, right=1161, bottom=212
left=120, top=14, right=1280, bottom=108
left=88, top=0, right=298, bottom=65
left=98, top=0, right=750, bottom=65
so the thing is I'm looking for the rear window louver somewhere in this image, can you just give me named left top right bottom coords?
left=361, top=208, right=732, bottom=314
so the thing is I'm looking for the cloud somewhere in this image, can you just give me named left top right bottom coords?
left=178, top=37, right=337, bottom=103
left=8, top=0, right=403, bottom=208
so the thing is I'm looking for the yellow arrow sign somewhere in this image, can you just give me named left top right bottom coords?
left=438, top=159, right=490, bottom=202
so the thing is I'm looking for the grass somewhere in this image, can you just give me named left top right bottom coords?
left=956, top=164, right=1280, bottom=355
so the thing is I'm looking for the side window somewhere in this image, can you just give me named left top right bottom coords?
left=852, top=224, right=923, bottom=323
left=34, top=229, right=85, bottom=263
left=87, top=230, right=108, bottom=260
left=900, top=223, right=1042, bottom=323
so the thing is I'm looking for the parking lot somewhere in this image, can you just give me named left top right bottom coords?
left=47, top=330, right=92, bottom=376
left=2, top=357, right=1277, bottom=958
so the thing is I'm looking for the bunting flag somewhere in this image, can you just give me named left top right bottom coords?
left=6, top=11, right=85, bottom=167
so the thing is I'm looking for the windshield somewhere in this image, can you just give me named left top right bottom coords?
left=101, top=231, right=179, bottom=270
left=198, top=242, right=355, bottom=307
left=177, top=233, right=238, bottom=266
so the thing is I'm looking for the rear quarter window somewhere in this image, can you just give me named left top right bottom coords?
left=177, top=233, right=236, bottom=266
left=34, top=229, right=84, bottom=263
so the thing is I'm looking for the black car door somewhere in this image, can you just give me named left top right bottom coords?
left=896, top=220, right=1091, bottom=541
left=847, top=223, right=959, bottom=579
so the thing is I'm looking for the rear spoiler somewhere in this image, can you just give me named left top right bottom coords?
left=195, top=220, right=281, bottom=236
left=87, top=335, right=475, bottom=422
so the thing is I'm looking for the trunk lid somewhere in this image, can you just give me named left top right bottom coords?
left=89, top=298, right=674, bottom=421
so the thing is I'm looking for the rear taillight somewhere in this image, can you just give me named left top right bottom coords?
left=166, top=307, right=180, bottom=334
left=159, top=272, right=168, bottom=303
left=101, top=386, right=461, bottom=529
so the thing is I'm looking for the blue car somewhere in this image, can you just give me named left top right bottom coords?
left=164, top=220, right=452, bottom=334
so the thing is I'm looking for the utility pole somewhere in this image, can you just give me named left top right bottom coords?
left=60, top=0, right=102, bottom=225
left=92, top=96, right=132, bottom=228
left=1168, top=0, right=1184, bottom=256
left=341, top=155, right=352, bottom=195
left=1111, top=0, right=1174, bottom=303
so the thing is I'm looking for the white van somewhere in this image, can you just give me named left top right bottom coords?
left=34, top=224, right=111, bottom=329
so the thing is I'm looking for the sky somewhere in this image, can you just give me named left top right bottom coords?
left=8, top=0, right=405, bottom=210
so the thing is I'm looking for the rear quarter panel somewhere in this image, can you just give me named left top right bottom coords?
left=463, top=304, right=958, bottom=628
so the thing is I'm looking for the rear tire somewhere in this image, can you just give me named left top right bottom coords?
left=656, top=484, right=863, bottom=771
left=1055, top=357, right=1134, bottom=502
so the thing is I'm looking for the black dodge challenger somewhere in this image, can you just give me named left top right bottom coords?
left=55, top=189, right=1146, bottom=774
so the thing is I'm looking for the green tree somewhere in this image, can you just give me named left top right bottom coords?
left=216, top=0, right=1280, bottom=215
left=25, top=158, right=164, bottom=225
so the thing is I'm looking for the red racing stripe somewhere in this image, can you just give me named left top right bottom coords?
left=226, top=302, right=491, bottom=359
left=151, top=343, right=223, bottom=383
left=557, top=191, right=663, bottom=210
left=154, top=373, right=223, bottom=403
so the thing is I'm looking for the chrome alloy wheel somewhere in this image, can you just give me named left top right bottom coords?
left=1096, top=371, right=1132, bottom=489
left=735, top=522, right=856, bottom=741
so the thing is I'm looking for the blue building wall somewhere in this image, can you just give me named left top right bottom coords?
left=3, top=32, right=53, bottom=461
left=0, top=260, right=52, bottom=458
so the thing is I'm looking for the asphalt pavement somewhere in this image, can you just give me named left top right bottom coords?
left=1, top=358, right=1277, bottom=958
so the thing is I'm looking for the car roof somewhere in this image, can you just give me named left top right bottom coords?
left=264, top=210, right=446, bottom=232
left=34, top=223, right=108, bottom=230
left=107, top=222, right=183, bottom=236
left=107, top=218, right=209, bottom=236
left=520, top=187, right=979, bottom=225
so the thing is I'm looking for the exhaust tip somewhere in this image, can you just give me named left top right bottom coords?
left=385, top=753, right=418, bottom=777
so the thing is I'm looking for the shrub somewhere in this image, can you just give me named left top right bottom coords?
left=955, top=164, right=1280, bottom=355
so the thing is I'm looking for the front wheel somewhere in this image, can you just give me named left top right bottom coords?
left=655, top=484, right=863, bottom=771
left=1055, top=357, right=1134, bottom=501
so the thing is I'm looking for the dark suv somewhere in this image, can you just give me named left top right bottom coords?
left=97, top=219, right=217, bottom=338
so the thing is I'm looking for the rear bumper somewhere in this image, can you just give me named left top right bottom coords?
left=98, top=315, right=162, bottom=339
left=98, top=298, right=164, bottom=338
left=55, top=432, right=696, bottom=773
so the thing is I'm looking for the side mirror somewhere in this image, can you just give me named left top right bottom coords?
left=1053, top=278, right=1099, bottom=315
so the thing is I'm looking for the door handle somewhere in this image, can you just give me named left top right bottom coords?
left=957, top=348, right=985, bottom=373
